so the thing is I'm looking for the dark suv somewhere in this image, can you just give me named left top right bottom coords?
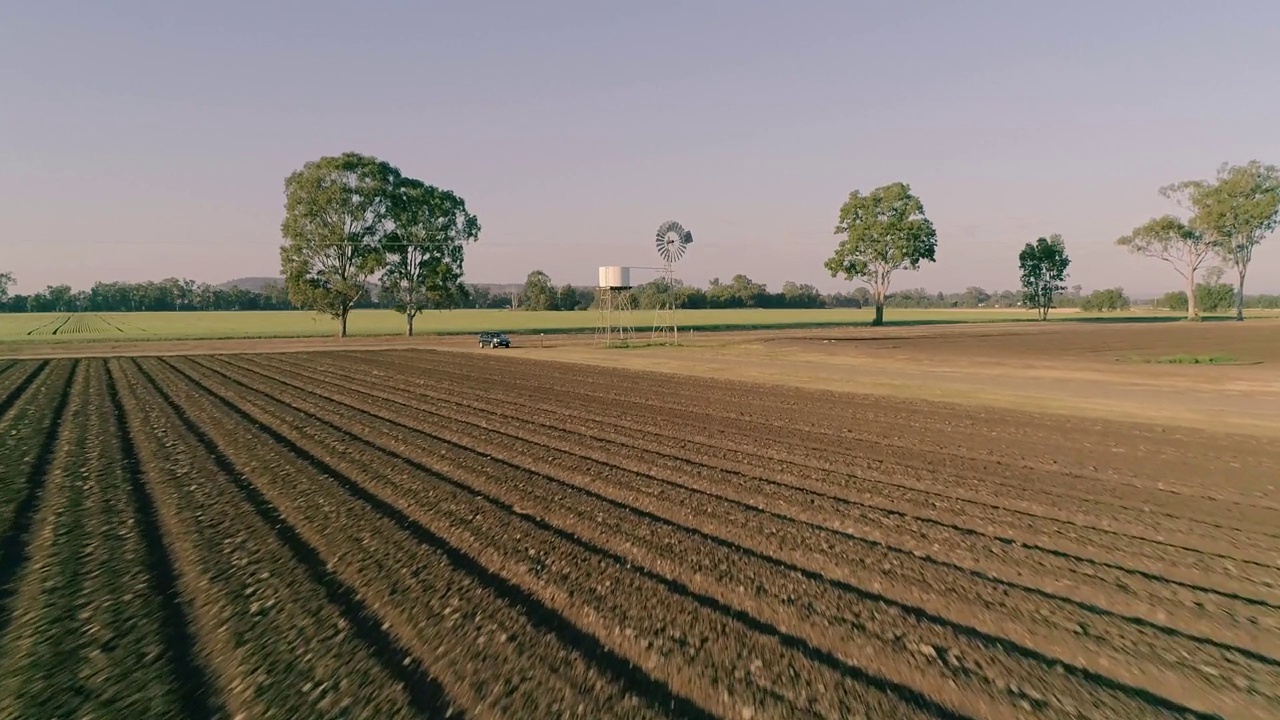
left=478, top=331, right=511, bottom=348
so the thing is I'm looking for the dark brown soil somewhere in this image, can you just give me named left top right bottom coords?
left=774, top=319, right=1280, bottom=364
left=0, top=350, right=1277, bottom=718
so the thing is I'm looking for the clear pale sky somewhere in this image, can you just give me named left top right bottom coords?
left=3, top=1, right=1278, bottom=296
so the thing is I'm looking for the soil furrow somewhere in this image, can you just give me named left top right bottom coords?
left=0, top=360, right=197, bottom=718
left=0, top=360, right=47, bottom=420
left=208, top=354, right=1238, bottom=719
left=3, top=341, right=1268, bottom=719
left=0, top=360, right=77, bottom=638
left=257, top=353, right=1280, bottom=686
left=434, top=351, right=1280, bottom=554
left=527, top=351, right=1280, bottom=500
left=431, top=365, right=1280, bottom=598
left=302, top=353, right=1280, bottom=714
left=504, top=363, right=1274, bottom=609
left=130, top=359, right=455, bottom=719
left=398, top=349, right=1279, bottom=497
left=359, top=351, right=1280, bottom=571
left=114, top=358, right=421, bottom=719
left=172, top=356, right=952, bottom=719
left=446, top=351, right=1280, bottom=541
left=0, top=363, right=94, bottom=717
left=387, top=350, right=1280, bottom=529
left=204, top=353, right=1254, bottom=717
left=104, top=361, right=224, bottom=718
left=313, top=354, right=1280, bottom=620
left=146, top=357, right=690, bottom=719
left=391, top=378, right=1280, bottom=654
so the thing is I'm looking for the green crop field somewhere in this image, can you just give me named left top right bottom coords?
left=0, top=307, right=1273, bottom=344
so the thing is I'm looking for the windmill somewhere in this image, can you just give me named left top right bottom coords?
left=652, top=220, right=692, bottom=342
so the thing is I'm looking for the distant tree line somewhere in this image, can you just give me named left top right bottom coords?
left=4, top=156, right=1277, bottom=325
left=4, top=270, right=1278, bottom=316
left=506, top=270, right=1280, bottom=312
left=507, top=270, right=826, bottom=311
left=0, top=276, right=538, bottom=314
left=0, top=278, right=297, bottom=314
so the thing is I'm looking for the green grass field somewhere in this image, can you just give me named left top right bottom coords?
left=0, top=307, right=1275, bottom=344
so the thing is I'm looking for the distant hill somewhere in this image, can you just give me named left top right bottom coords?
left=477, top=283, right=525, bottom=296
left=218, top=277, right=531, bottom=296
left=218, top=276, right=285, bottom=292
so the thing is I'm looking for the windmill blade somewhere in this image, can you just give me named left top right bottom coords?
left=655, top=220, right=693, bottom=263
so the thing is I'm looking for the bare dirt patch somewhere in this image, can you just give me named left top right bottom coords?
left=522, top=321, right=1280, bottom=437
left=8, top=320, right=1279, bottom=435
left=1, top=350, right=1278, bottom=717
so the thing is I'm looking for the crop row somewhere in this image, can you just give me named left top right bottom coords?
left=226, top=352, right=1274, bottom=719
left=344, top=352, right=1280, bottom=616
left=0, top=352, right=1276, bottom=719
left=171, top=355, right=970, bottom=718
left=22, top=315, right=70, bottom=336
left=458, top=351, right=1278, bottom=525
left=59, top=314, right=123, bottom=335
left=410, top=349, right=1277, bottom=511
left=369, top=349, right=1280, bottom=572
left=0, top=361, right=195, bottom=716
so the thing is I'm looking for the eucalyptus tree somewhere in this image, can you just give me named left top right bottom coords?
left=1018, top=235, right=1071, bottom=320
left=381, top=178, right=480, bottom=336
left=280, top=152, right=401, bottom=337
left=1179, top=161, right=1280, bottom=321
left=1116, top=213, right=1211, bottom=319
left=825, top=181, right=937, bottom=326
left=520, top=270, right=557, bottom=311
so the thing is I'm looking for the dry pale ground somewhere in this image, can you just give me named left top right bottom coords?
left=4, top=321, right=1279, bottom=718
left=4, top=319, right=1278, bottom=436
left=515, top=320, right=1280, bottom=438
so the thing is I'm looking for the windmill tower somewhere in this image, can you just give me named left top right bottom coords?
left=595, top=266, right=635, bottom=346
left=652, top=220, right=692, bottom=343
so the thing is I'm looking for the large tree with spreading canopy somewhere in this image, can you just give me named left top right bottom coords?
left=280, top=152, right=401, bottom=337
left=825, top=182, right=937, bottom=326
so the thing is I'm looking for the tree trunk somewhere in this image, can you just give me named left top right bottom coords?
left=1186, top=270, right=1198, bottom=320
left=872, top=302, right=884, bottom=326
left=406, top=312, right=415, bottom=337
left=338, top=310, right=348, bottom=338
left=1236, top=268, right=1247, bottom=321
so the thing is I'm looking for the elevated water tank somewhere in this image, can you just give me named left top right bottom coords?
left=598, top=266, right=631, bottom=288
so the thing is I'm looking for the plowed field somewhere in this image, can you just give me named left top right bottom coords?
left=1, top=351, right=1277, bottom=719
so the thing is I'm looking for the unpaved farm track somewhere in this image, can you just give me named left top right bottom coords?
left=0, top=351, right=1277, bottom=719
